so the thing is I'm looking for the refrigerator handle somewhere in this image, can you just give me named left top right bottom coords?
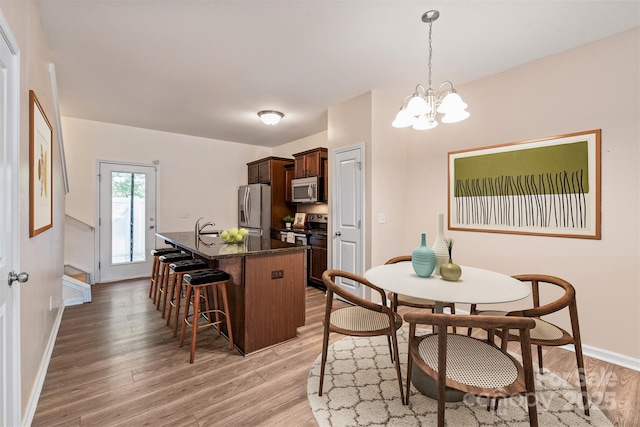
left=245, top=187, right=251, bottom=224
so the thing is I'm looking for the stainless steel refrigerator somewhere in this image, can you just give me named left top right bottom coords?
left=238, top=183, right=271, bottom=237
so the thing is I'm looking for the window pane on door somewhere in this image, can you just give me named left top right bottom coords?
left=111, top=172, right=146, bottom=264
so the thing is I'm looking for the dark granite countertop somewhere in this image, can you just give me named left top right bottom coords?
left=156, top=231, right=308, bottom=260
left=272, top=228, right=328, bottom=236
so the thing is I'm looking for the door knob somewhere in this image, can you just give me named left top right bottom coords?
left=8, top=271, right=29, bottom=287
left=335, top=231, right=342, bottom=236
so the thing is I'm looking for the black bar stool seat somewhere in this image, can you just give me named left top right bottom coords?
left=149, top=248, right=182, bottom=300
left=179, top=269, right=234, bottom=363
left=165, top=259, right=209, bottom=334
left=156, top=253, right=192, bottom=311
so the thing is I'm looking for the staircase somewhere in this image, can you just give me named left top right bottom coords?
left=63, top=265, right=92, bottom=306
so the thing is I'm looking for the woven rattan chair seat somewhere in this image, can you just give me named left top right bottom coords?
left=419, top=334, right=519, bottom=388
left=330, top=306, right=392, bottom=332
left=476, top=310, right=565, bottom=340
left=396, top=294, right=437, bottom=306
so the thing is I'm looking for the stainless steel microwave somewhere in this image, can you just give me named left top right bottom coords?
left=291, top=176, right=321, bottom=203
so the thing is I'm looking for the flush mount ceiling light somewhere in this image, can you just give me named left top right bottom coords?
left=393, top=10, right=469, bottom=130
left=258, top=110, right=284, bottom=125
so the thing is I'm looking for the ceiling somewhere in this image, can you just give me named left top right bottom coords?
left=36, top=1, right=639, bottom=147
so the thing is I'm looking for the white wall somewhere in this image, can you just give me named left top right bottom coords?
left=0, top=1, right=66, bottom=419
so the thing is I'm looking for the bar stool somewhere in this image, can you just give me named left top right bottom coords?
left=164, top=259, right=208, bottom=335
left=156, top=252, right=192, bottom=312
left=149, top=248, right=182, bottom=302
left=179, top=269, right=233, bottom=363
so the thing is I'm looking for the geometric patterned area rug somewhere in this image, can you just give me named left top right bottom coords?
left=307, top=328, right=612, bottom=426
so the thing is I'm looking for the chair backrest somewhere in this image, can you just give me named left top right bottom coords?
left=510, top=274, right=576, bottom=319
left=322, top=269, right=389, bottom=314
left=405, top=311, right=536, bottom=335
left=404, top=311, right=538, bottom=426
left=385, top=255, right=411, bottom=265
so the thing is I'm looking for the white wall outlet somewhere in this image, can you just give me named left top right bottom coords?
left=377, top=213, right=386, bottom=224
left=178, top=211, right=190, bottom=218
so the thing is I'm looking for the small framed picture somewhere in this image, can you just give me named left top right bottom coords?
left=294, top=213, right=306, bottom=229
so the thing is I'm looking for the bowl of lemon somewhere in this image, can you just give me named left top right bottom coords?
left=220, top=227, right=249, bottom=244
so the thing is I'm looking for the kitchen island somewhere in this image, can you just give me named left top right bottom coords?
left=156, top=231, right=308, bottom=355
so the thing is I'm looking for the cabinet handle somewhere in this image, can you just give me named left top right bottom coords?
left=335, top=231, right=341, bottom=236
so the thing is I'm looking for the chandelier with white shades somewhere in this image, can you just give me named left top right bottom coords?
left=392, top=10, right=469, bottom=130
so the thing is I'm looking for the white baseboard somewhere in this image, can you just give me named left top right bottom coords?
left=569, top=343, right=640, bottom=372
left=22, top=304, right=64, bottom=427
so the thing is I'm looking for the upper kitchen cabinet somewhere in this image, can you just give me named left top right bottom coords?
left=284, top=163, right=295, bottom=202
left=293, top=147, right=327, bottom=179
left=247, top=156, right=293, bottom=184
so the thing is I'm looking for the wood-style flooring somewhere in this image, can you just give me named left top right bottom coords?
left=33, top=278, right=638, bottom=426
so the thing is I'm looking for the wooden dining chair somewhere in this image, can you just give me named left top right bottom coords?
left=468, top=274, right=589, bottom=415
left=319, top=269, right=405, bottom=403
left=385, top=256, right=457, bottom=332
left=405, top=311, right=538, bottom=426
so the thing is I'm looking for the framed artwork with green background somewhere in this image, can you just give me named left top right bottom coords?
left=448, top=129, right=601, bottom=239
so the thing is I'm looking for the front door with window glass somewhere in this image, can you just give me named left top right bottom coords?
left=98, top=162, right=157, bottom=282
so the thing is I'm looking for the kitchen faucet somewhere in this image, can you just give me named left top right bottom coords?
left=195, top=217, right=216, bottom=235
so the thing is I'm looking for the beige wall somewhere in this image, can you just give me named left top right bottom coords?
left=62, top=117, right=270, bottom=277
left=272, top=130, right=327, bottom=158
left=13, top=13, right=636, bottom=423
left=62, top=120, right=330, bottom=278
left=396, top=28, right=638, bottom=360
left=327, top=92, right=374, bottom=273
left=0, top=1, right=66, bottom=419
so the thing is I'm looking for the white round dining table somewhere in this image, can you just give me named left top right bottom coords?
left=365, top=260, right=531, bottom=401
left=365, top=261, right=530, bottom=311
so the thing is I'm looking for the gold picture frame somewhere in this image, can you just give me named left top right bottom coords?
left=29, top=90, right=53, bottom=237
left=448, top=130, right=601, bottom=239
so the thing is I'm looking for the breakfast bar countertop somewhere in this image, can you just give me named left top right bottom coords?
left=156, top=231, right=308, bottom=260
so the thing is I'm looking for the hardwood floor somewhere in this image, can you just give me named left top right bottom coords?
left=34, top=278, right=638, bottom=426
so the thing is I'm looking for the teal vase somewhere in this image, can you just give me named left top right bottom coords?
left=412, top=233, right=436, bottom=277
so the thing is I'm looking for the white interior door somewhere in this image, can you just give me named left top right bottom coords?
left=98, top=162, right=157, bottom=282
left=0, top=14, right=22, bottom=426
left=331, top=145, right=364, bottom=298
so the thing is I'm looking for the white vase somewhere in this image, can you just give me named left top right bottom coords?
left=431, top=213, right=449, bottom=276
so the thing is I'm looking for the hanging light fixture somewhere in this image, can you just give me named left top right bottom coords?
left=392, top=10, right=469, bottom=130
left=258, top=110, right=284, bottom=125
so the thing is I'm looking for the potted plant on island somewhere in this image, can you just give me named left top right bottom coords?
left=283, top=215, right=295, bottom=230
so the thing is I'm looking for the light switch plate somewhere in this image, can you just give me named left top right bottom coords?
left=377, top=213, right=386, bottom=224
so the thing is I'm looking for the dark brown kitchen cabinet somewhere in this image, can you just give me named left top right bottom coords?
left=293, top=147, right=327, bottom=179
left=247, top=161, right=269, bottom=184
left=248, top=157, right=286, bottom=184
left=246, top=156, right=294, bottom=228
left=284, top=163, right=294, bottom=202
